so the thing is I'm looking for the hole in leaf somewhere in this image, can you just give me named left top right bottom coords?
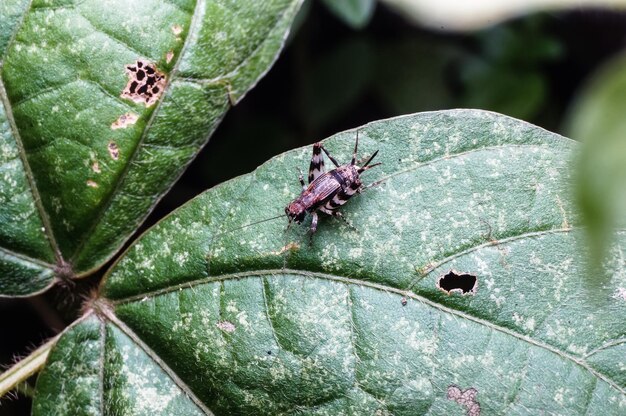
left=437, top=270, right=477, bottom=295
left=121, top=60, right=166, bottom=107
left=447, top=385, right=481, bottom=416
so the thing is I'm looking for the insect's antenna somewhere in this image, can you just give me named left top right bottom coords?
left=351, top=130, right=359, bottom=165
left=232, top=213, right=285, bottom=232
left=358, top=149, right=380, bottom=173
left=358, top=162, right=381, bottom=173
left=321, top=145, right=340, bottom=167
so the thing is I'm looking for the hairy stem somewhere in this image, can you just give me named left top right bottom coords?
left=0, top=335, right=58, bottom=399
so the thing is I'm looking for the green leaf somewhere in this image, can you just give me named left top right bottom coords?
left=33, top=110, right=626, bottom=414
left=0, top=0, right=303, bottom=296
left=564, top=52, right=626, bottom=266
left=321, top=0, right=375, bottom=29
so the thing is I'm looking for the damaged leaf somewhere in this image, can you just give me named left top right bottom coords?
left=0, top=0, right=304, bottom=296
left=35, top=111, right=626, bottom=414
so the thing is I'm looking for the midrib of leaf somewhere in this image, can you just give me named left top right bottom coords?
left=0, top=71, right=59, bottom=268
left=108, top=263, right=626, bottom=397
left=0, top=246, right=52, bottom=269
left=66, top=0, right=207, bottom=269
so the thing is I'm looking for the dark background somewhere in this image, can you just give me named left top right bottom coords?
left=2, top=1, right=626, bottom=413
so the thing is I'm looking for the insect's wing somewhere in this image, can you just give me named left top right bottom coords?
left=306, top=172, right=343, bottom=212
left=308, top=143, right=325, bottom=183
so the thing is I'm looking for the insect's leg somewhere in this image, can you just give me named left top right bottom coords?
left=335, top=211, right=357, bottom=231
left=310, top=211, right=319, bottom=234
left=321, top=207, right=357, bottom=232
left=297, top=168, right=306, bottom=190
left=362, top=177, right=386, bottom=191
left=308, top=212, right=319, bottom=246
left=308, top=143, right=325, bottom=183
left=320, top=145, right=340, bottom=168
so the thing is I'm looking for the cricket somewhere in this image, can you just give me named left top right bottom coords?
left=285, top=134, right=381, bottom=237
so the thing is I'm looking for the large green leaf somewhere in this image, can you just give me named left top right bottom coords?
left=34, top=111, right=626, bottom=414
left=564, top=52, right=626, bottom=266
left=0, top=0, right=303, bottom=296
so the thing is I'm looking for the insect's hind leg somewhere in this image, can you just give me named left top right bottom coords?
left=297, top=168, right=306, bottom=190
left=308, top=143, right=326, bottom=183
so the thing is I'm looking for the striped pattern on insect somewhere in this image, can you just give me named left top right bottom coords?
left=285, top=135, right=380, bottom=237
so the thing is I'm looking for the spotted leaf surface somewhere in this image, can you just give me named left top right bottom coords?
left=36, top=111, right=626, bottom=414
left=0, top=0, right=303, bottom=296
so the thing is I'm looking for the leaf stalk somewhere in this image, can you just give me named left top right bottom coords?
left=0, top=335, right=58, bottom=399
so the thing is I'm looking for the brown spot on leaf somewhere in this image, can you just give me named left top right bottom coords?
left=111, top=112, right=138, bottom=129
left=91, top=161, right=101, bottom=173
left=437, top=270, right=477, bottom=296
left=108, top=141, right=119, bottom=160
left=271, top=242, right=300, bottom=256
left=86, top=180, right=98, bottom=188
left=217, top=321, right=236, bottom=333
left=120, top=60, right=166, bottom=107
left=401, top=297, right=407, bottom=306
left=166, top=50, right=174, bottom=64
left=448, top=385, right=480, bottom=416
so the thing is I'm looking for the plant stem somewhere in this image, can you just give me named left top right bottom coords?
left=0, top=335, right=58, bottom=399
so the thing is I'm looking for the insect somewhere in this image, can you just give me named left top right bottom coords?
left=285, top=135, right=381, bottom=237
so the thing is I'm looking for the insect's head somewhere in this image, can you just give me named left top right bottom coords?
left=285, top=201, right=306, bottom=224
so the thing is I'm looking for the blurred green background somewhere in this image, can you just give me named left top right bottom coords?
left=2, top=1, right=626, bottom=413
